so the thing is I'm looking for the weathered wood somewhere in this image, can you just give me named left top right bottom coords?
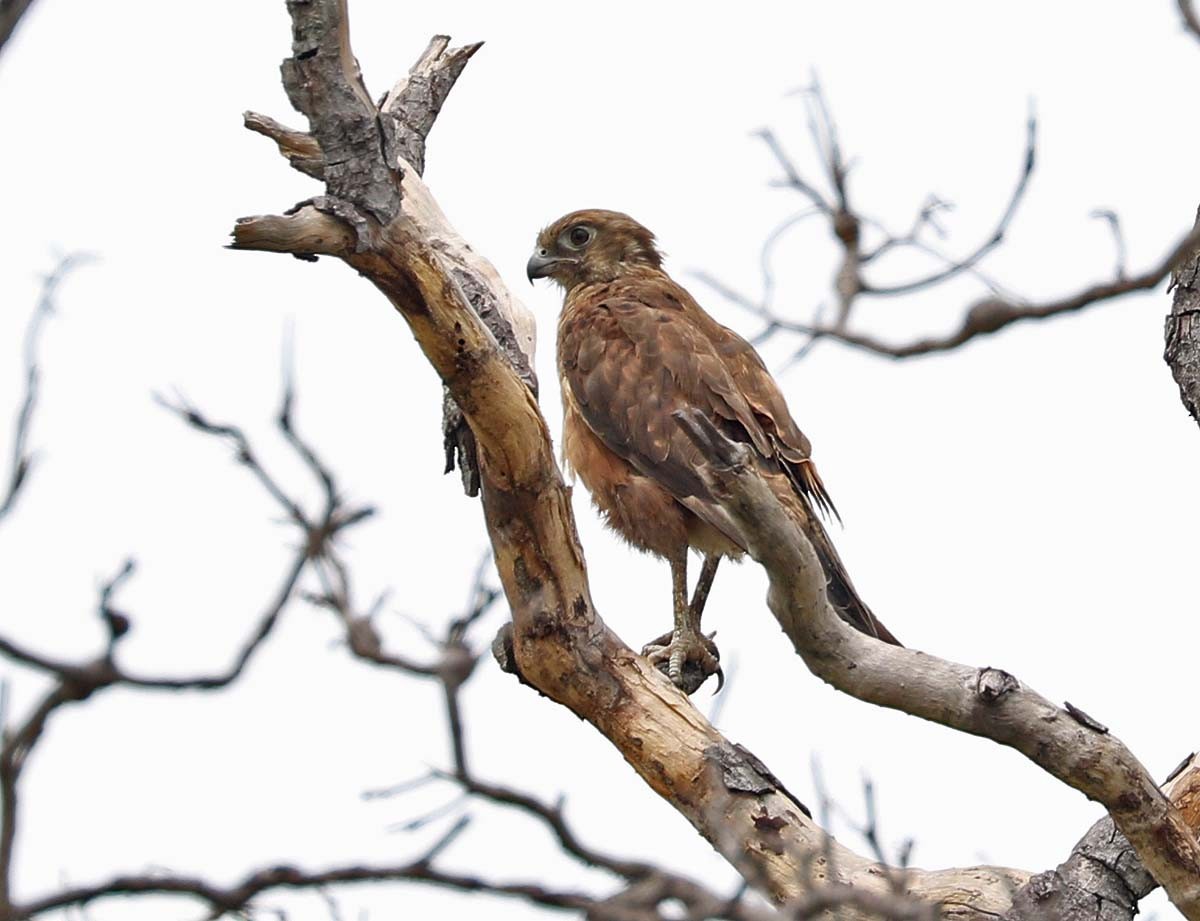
left=1165, top=207, right=1200, bottom=429
left=232, top=6, right=1200, bottom=918
left=673, top=408, right=1200, bottom=919
left=1006, top=755, right=1200, bottom=921
left=244, top=27, right=535, bottom=497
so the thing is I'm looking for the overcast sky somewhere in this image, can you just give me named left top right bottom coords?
left=1, top=2, right=1198, bottom=918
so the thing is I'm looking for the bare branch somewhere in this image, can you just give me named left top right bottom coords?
left=1180, top=0, right=1200, bottom=43
left=1005, top=753, right=1200, bottom=921
left=756, top=128, right=832, bottom=214
left=1091, top=208, right=1128, bottom=280
left=673, top=407, right=1200, bottom=919
left=0, top=0, right=36, bottom=55
left=1165, top=207, right=1200, bottom=429
left=119, top=551, right=308, bottom=691
left=11, top=856, right=596, bottom=921
left=242, top=112, right=324, bottom=180
left=379, top=35, right=483, bottom=176
left=861, top=112, right=1036, bottom=297
left=1, top=253, right=93, bottom=524
left=222, top=9, right=1199, bottom=921
left=717, top=220, right=1200, bottom=360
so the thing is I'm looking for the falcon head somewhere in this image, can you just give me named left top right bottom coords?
left=527, top=209, right=664, bottom=290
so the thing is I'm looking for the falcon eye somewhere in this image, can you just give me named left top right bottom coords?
left=566, top=225, right=593, bottom=248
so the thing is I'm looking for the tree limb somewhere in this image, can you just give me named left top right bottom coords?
left=672, top=407, right=1200, bottom=919
left=0, top=254, right=93, bottom=524
left=702, top=86, right=1198, bottom=364
left=226, top=6, right=1200, bottom=920
left=699, top=221, right=1200, bottom=360
left=0, top=0, right=36, bottom=55
left=1180, top=0, right=1200, bottom=44
left=1164, top=206, right=1200, bottom=428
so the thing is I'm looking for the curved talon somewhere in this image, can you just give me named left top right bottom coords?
left=641, top=629, right=722, bottom=695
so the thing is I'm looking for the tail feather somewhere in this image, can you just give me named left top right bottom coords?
left=795, top=496, right=902, bottom=647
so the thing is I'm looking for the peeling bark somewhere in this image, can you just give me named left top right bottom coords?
left=672, top=409, right=1200, bottom=919
left=230, top=5, right=1200, bottom=919
left=1165, top=207, right=1200, bottom=429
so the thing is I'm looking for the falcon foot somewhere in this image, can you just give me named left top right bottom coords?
left=642, top=628, right=723, bottom=695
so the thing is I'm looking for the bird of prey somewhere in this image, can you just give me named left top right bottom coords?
left=527, top=209, right=899, bottom=694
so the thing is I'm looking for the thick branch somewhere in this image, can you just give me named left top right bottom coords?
left=236, top=165, right=1027, bottom=921
left=672, top=408, right=1200, bottom=919
left=242, top=27, right=534, bottom=498
left=1006, top=754, right=1200, bottom=921
left=281, top=0, right=399, bottom=223
left=229, top=9, right=1198, bottom=920
left=379, top=35, right=482, bottom=176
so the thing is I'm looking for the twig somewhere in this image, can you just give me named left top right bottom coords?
left=862, top=111, right=1036, bottom=297
left=1091, top=209, right=1128, bottom=280
left=1, top=253, right=93, bottom=523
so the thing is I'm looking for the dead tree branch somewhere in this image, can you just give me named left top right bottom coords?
left=0, top=0, right=36, bottom=55
left=1180, top=0, right=1200, bottom=43
left=232, top=8, right=1030, bottom=915
left=700, top=84, right=1200, bottom=362
left=219, top=7, right=1200, bottom=920
left=1005, top=753, right=1200, bottom=921
left=0, top=253, right=92, bottom=524
left=1164, top=206, right=1200, bottom=429
left=214, top=5, right=1200, bottom=919
left=672, top=407, right=1200, bottom=918
left=0, top=379, right=372, bottom=919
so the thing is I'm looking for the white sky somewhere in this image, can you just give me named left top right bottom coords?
left=1, top=1, right=1198, bottom=918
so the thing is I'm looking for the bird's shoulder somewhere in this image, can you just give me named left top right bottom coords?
left=558, top=273, right=747, bottom=406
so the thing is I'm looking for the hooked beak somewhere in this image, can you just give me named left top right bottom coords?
left=526, top=249, right=565, bottom=284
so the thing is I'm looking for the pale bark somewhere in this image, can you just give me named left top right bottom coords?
left=230, top=4, right=1200, bottom=918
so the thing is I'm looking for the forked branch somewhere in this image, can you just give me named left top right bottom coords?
left=223, top=4, right=1200, bottom=919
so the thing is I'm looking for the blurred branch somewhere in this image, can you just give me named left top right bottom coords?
left=861, top=113, right=1036, bottom=298
left=1180, top=0, right=1200, bottom=43
left=700, top=221, right=1200, bottom=360
left=1091, top=208, right=1128, bottom=281
left=10, top=823, right=599, bottom=921
left=0, top=376, right=372, bottom=918
left=702, top=83, right=1196, bottom=363
left=0, top=253, right=93, bottom=524
left=0, top=0, right=37, bottom=55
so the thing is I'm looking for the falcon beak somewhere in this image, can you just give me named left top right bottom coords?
left=526, top=249, right=562, bottom=284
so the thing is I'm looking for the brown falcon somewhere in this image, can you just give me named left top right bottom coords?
left=527, top=209, right=899, bottom=694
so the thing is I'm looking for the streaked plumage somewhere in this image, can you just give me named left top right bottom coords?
left=528, top=210, right=898, bottom=692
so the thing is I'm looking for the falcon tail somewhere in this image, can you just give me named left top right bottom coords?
left=801, top=510, right=902, bottom=647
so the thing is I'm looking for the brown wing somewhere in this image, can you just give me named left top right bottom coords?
left=559, top=275, right=899, bottom=646
left=699, top=315, right=839, bottom=520
left=558, top=281, right=773, bottom=551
